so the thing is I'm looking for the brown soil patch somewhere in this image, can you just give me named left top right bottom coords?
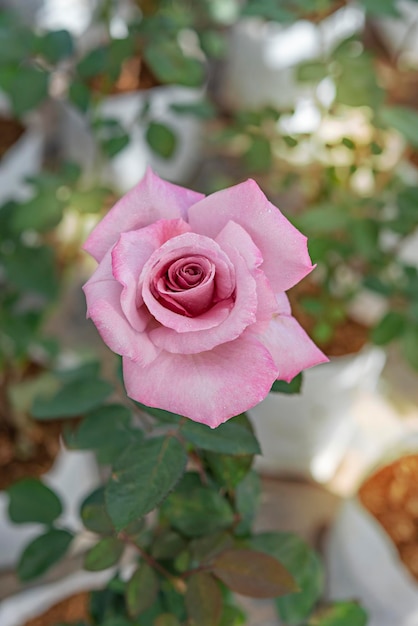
left=90, top=56, right=160, bottom=96
left=24, top=592, right=89, bottom=626
left=288, top=281, right=369, bottom=358
left=359, top=454, right=418, bottom=581
left=0, top=117, right=25, bottom=160
left=0, top=420, right=63, bottom=491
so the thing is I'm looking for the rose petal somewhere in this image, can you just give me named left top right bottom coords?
left=256, top=314, right=329, bottom=382
left=112, top=219, right=191, bottom=331
left=84, top=167, right=204, bottom=262
left=83, top=250, right=159, bottom=366
left=122, top=334, right=278, bottom=427
left=187, top=179, right=314, bottom=293
left=141, top=232, right=235, bottom=332
left=150, top=222, right=262, bottom=354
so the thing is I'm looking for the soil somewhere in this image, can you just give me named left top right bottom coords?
left=23, top=592, right=89, bottom=626
left=288, top=281, right=369, bottom=358
left=359, top=454, right=418, bottom=582
left=90, top=56, right=160, bottom=96
left=0, top=117, right=25, bottom=160
left=0, top=420, right=64, bottom=491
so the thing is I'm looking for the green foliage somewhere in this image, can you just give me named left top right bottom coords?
left=380, top=107, right=418, bottom=148
left=185, top=572, right=223, bottom=626
left=126, top=563, right=159, bottom=617
left=161, top=479, right=234, bottom=537
left=106, top=435, right=187, bottom=530
left=210, top=548, right=298, bottom=598
left=253, top=532, right=324, bottom=624
left=84, top=538, right=125, bottom=571
left=67, top=404, right=142, bottom=464
left=309, top=601, right=368, bottom=625
left=18, top=529, right=73, bottom=581
left=32, top=374, right=113, bottom=419
left=181, top=418, right=260, bottom=455
left=8, top=478, right=62, bottom=525
left=146, top=121, right=177, bottom=159
left=80, top=487, right=115, bottom=535
left=271, top=373, right=303, bottom=394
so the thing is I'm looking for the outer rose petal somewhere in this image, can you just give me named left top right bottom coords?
left=112, top=219, right=191, bottom=331
left=83, top=249, right=159, bottom=366
left=256, top=314, right=328, bottom=382
left=84, top=167, right=204, bottom=262
left=187, top=179, right=314, bottom=293
left=122, top=334, right=278, bottom=427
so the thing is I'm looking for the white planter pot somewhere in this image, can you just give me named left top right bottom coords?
left=373, top=1, right=418, bottom=65
left=326, top=496, right=418, bottom=626
left=0, top=569, right=112, bottom=626
left=58, top=85, right=203, bottom=192
left=0, top=445, right=100, bottom=572
left=249, top=346, right=386, bottom=482
left=220, top=4, right=364, bottom=111
left=0, top=125, right=44, bottom=204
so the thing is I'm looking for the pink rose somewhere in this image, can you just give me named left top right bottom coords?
left=83, top=169, right=327, bottom=427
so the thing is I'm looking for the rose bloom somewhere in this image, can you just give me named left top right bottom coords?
left=83, top=169, right=327, bottom=427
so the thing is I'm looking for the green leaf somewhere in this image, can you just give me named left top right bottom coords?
left=351, top=218, right=379, bottom=260
left=380, top=107, right=418, bottom=148
left=271, top=373, right=303, bottom=394
left=170, top=100, right=216, bottom=119
left=402, top=324, right=418, bottom=370
left=146, top=122, right=177, bottom=159
left=69, top=80, right=91, bottom=112
left=252, top=532, right=324, bottom=624
left=244, top=136, right=272, bottom=172
left=297, top=205, right=350, bottom=234
left=39, top=30, right=74, bottom=63
left=145, top=40, right=205, bottom=87
left=241, top=0, right=293, bottom=21
left=106, top=435, right=187, bottom=531
left=126, top=562, right=159, bottom=617
left=8, top=478, right=62, bottom=525
left=2, top=244, right=58, bottom=300
left=336, top=53, right=383, bottom=109
left=84, top=537, right=124, bottom=571
left=309, top=601, right=368, bottom=625
left=186, top=572, right=223, bottom=626
left=161, top=485, right=234, bottom=538
left=101, top=134, right=130, bottom=158
left=211, top=549, right=298, bottom=599
left=371, top=311, right=406, bottom=345
left=205, top=452, right=253, bottom=490
left=18, top=529, right=73, bottom=581
left=219, top=604, right=246, bottom=626
left=297, top=61, right=327, bottom=82
left=134, top=402, right=183, bottom=424
left=235, top=470, right=261, bottom=536
left=32, top=377, right=113, bottom=420
left=181, top=420, right=260, bottom=455
left=9, top=67, right=49, bottom=116
left=80, top=488, right=114, bottom=535
left=77, top=47, right=107, bottom=78
left=69, top=404, right=140, bottom=464
left=11, top=192, right=64, bottom=234
left=154, top=616, right=181, bottom=626
left=151, top=530, right=186, bottom=559
left=190, top=531, right=234, bottom=564
left=361, top=0, right=400, bottom=16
